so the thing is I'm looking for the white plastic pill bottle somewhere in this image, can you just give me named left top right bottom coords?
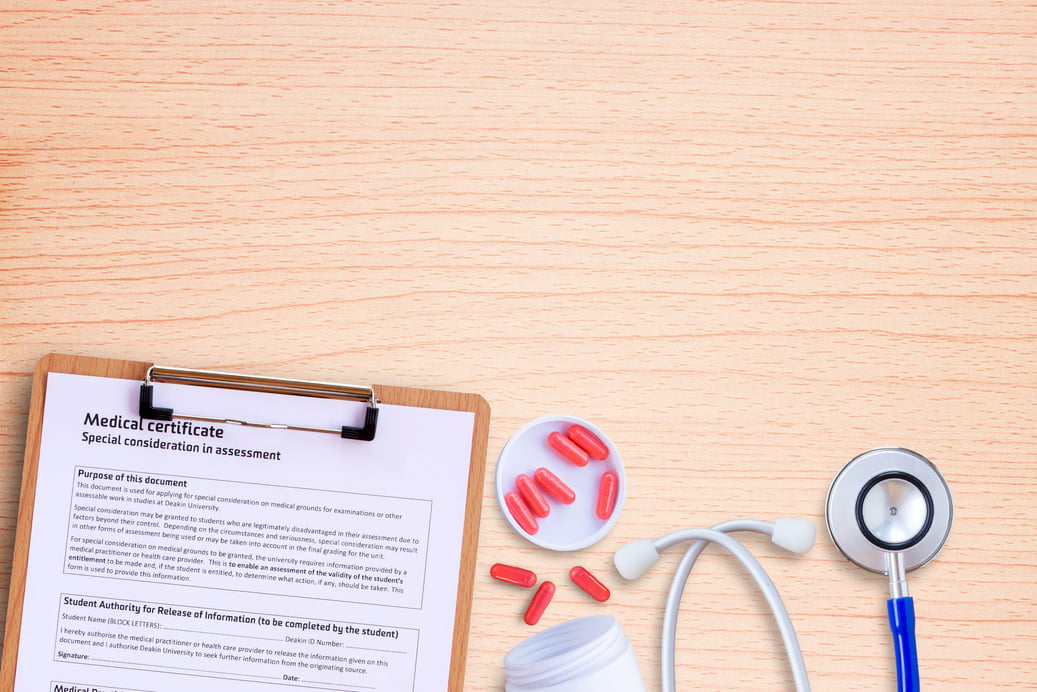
left=503, top=615, right=646, bottom=692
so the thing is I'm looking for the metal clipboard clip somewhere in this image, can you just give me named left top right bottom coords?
left=138, top=365, right=379, bottom=441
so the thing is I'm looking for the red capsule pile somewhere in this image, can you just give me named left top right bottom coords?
left=496, top=422, right=620, bottom=625
left=490, top=562, right=611, bottom=625
left=503, top=423, right=620, bottom=535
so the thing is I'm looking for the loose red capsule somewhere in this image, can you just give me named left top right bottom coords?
left=533, top=467, right=576, bottom=505
left=567, top=424, right=609, bottom=461
left=596, top=471, right=619, bottom=520
left=505, top=491, right=539, bottom=535
left=515, top=474, right=551, bottom=518
left=524, top=581, right=556, bottom=625
left=547, top=431, right=589, bottom=467
left=490, top=563, right=537, bottom=588
left=569, top=566, right=611, bottom=602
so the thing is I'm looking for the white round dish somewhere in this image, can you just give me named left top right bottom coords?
left=496, top=415, right=626, bottom=551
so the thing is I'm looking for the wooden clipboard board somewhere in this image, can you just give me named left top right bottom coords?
left=1, top=353, right=489, bottom=691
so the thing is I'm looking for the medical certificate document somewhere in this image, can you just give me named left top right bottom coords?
left=13, top=372, right=477, bottom=691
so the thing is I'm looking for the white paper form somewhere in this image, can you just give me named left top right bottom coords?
left=14, top=372, right=476, bottom=692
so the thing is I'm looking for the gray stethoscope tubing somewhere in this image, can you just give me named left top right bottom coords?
left=660, top=521, right=810, bottom=692
left=826, top=448, right=953, bottom=692
left=615, top=518, right=816, bottom=692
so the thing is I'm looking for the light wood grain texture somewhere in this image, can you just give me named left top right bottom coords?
left=1, top=1, right=1035, bottom=689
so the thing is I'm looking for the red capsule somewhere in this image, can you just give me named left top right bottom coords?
left=524, top=581, right=556, bottom=625
left=515, top=474, right=551, bottom=518
left=505, top=491, right=539, bottom=535
left=490, top=563, right=537, bottom=588
left=596, top=471, right=619, bottom=520
left=533, top=467, right=576, bottom=505
left=547, top=431, right=589, bottom=467
left=569, top=566, right=611, bottom=602
left=567, top=424, right=609, bottom=461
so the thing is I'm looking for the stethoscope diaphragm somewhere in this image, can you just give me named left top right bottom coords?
left=827, top=448, right=952, bottom=573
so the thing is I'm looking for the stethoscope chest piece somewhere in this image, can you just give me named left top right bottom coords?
left=827, top=448, right=952, bottom=573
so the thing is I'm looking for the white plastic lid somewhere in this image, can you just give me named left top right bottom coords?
left=503, top=615, right=646, bottom=692
left=496, top=415, right=626, bottom=551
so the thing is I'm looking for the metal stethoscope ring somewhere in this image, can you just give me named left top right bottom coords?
left=827, top=447, right=953, bottom=574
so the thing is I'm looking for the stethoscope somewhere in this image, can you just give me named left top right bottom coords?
left=614, top=447, right=952, bottom=692
left=827, top=447, right=953, bottom=692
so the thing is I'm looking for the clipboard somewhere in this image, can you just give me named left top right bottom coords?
left=1, top=353, right=489, bottom=691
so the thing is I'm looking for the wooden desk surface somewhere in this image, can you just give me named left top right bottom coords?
left=2, top=2, right=1034, bottom=689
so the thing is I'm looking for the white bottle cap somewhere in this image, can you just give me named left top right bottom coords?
left=504, top=615, right=646, bottom=692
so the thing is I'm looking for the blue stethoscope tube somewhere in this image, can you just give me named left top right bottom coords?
left=888, top=596, right=919, bottom=692
left=884, top=545, right=921, bottom=691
